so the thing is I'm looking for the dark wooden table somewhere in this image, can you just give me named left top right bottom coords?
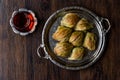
left=0, top=0, right=120, bottom=80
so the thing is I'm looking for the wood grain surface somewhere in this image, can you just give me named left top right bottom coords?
left=0, top=0, right=120, bottom=80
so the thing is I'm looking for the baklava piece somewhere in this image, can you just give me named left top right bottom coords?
left=83, top=32, right=96, bottom=51
left=68, top=47, right=85, bottom=60
left=61, top=13, right=79, bottom=28
left=52, top=26, right=72, bottom=42
left=54, top=42, right=73, bottom=58
left=75, top=18, right=93, bottom=31
left=69, top=31, right=84, bottom=46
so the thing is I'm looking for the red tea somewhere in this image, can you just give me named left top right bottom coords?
left=13, top=11, right=34, bottom=32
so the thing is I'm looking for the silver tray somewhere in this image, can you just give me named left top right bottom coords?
left=37, top=7, right=111, bottom=70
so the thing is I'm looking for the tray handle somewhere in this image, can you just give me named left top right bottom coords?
left=37, top=44, right=49, bottom=59
left=100, top=18, right=111, bottom=34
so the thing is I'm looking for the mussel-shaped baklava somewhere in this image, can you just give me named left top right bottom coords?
left=75, top=18, right=93, bottom=31
left=83, top=32, right=96, bottom=51
left=61, top=13, right=79, bottom=28
left=52, top=26, right=72, bottom=42
left=54, top=42, right=73, bottom=58
left=69, top=31, right=84, bottom=46
left=68, top=47, right=85, bottom=60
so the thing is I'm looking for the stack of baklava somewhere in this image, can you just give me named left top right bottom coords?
left=52, top=13, right=96, bottom=60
